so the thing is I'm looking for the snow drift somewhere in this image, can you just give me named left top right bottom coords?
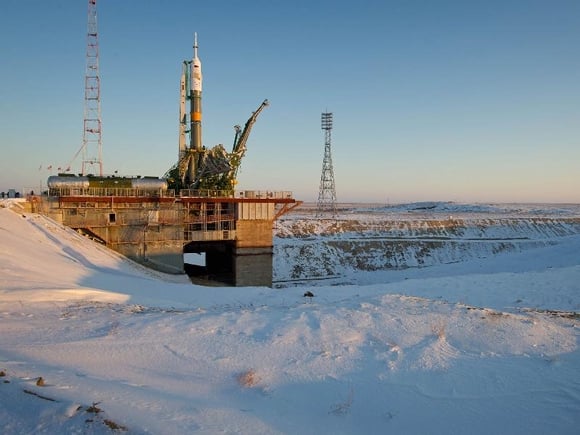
left=1, top=200, right=579, bottom=434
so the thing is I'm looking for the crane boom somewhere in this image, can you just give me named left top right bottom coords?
left=165, top=99, right=269, bottom=192
left=232, top=99, right=269, bottom=155
left=227, top=99, right=269, bottom=183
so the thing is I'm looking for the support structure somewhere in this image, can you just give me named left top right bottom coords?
left=81, top=0, right=103, bottom=176
left=316, top=112, right=337, bottom=217
left=171, top=36, right=268, bottom=192
left=43, top=188, right=301, bottom=287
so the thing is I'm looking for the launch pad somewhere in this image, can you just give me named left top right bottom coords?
left=42, top=30, right=300, bottom=287
left=43, top=187, right=299, bottom=287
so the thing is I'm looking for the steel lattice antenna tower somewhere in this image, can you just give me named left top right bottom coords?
left=81, top=0, right=103, bottom=176
left=316, top=112, right=337, bottom=217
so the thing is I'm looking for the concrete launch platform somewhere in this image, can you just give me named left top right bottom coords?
left=40, top=188, right=300, bottom=287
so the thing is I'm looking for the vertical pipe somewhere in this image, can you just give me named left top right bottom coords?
left=178, top=62, right=187, bottom=160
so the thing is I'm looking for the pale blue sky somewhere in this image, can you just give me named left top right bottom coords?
left=1, top=0, right=579, bottom=203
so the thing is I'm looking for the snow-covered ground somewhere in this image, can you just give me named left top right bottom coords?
left=1, top=199, right=579, bottom=434
left=274, top=202, right=580, bottom=286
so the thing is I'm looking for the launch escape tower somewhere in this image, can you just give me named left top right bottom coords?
left=316, top=112, right=337, bottom=217
left=75, top=0, right=104, bottom=176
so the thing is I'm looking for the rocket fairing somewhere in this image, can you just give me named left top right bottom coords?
left=191, top=33, right=202, bottom=93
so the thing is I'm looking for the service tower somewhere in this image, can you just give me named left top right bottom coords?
left=316, top=112, right=337, bottom=217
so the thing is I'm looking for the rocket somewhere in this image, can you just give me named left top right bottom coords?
left=190, top=33, right=202, bottom=152
left=178, top=33, right=202, bottom=185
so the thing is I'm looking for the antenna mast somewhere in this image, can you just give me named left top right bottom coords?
left=81, top=0, right=103, bottom=175
left=316, top=112, right=337, bottom=217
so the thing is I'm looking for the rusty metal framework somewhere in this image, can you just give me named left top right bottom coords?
left=183, top=201, right=236, bottom=241
left=45, top=188, right=300, bottom=240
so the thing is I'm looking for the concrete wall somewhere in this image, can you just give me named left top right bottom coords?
left=235, top=220, right=273, bottom=248
left=234, top=247, right=273, bottom=287
left=89, top=216, right=185, bottom=275
left=233, top=217, right=274, bottom=286
left=45, top=198, right=185, bottom=275
left=108, top=229, right=185, bottom=274
left=43, top=197, right=288, bottom=286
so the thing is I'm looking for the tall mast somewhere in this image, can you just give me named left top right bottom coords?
left=316, top=112, right=337, bottom=218
left=82, top=0, right=103, bottom=176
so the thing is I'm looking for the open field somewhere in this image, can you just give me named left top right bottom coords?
left=1, top=199, right=579, bottom=434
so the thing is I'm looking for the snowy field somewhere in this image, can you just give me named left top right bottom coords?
left=274, top=202, right=580, bottom=287
left=1, top=199, right=579, bottom=434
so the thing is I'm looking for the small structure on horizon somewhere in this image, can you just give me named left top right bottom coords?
left=316, top=112, right=337, bottom=218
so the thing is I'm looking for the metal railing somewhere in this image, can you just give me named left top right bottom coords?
left=179, top=189, right=294, bottom=199
left=48, top=187, right=294, bottom=200
left=48, top=187, right=175, bottom=198
left=179, top=189, right=235, bottom=198
left=236, top=190, right=294, bottom=199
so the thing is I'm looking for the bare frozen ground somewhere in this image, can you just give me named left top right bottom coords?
left=1, top=200, right=579, bottom=434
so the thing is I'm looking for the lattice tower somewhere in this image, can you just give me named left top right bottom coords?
left=316, top=112, right=337, bottom=217
left=81, top=0, right=103, bottom=175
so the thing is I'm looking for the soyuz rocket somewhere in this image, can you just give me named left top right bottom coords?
left=179, top=33, right=203, bottom=184
left=190, top=33, right=202, bottom=152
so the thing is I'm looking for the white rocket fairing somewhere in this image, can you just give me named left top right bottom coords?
left=192, top=33, right=202, bottom=92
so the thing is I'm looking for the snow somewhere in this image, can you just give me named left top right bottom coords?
left=1, top=199, right=579, bottom=434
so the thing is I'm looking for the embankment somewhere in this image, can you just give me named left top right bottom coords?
left=273, top=205, right=580, bottom=283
